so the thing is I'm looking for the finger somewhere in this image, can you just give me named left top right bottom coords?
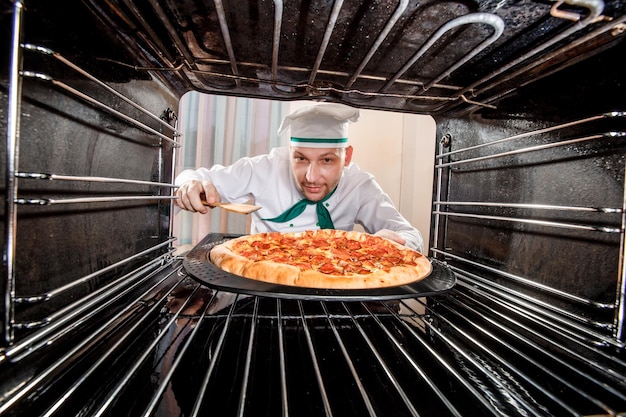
left=394, top=235, right=407, bottom=245
left=174, top=186, right=188, bottom=210
left=201, top=180, right=221, bottom=206
left=175, top=182, right=205, bottom=213
left=177, top=187, right=195, bottom=212
left=174, top=187, right=188, bottom=210
left=187, top=183, right=209, bottom=213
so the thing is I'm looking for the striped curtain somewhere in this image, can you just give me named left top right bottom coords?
left=173, top=93, right=290, bottom=248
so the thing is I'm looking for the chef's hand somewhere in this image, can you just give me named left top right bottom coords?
left=374, top=229, right=407, bottom=246
left=175, top=179, right=221, bottom=214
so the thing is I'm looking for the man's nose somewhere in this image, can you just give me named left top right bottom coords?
left=306, top=163, right=319, bottom=182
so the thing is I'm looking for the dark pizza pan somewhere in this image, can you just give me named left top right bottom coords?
left=182, top=233, right=456, bottom=301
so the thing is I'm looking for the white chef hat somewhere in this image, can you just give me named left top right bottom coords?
left=278, top=103, right=360, bottom=148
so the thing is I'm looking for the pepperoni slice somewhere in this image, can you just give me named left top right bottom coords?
left=330, top=248, right=352, bottom=260
left=345, top=240, right=362, bottom=250
left=311, top=239, right=330, bottom=248
left=239, top=250, right=258, bottom=259
left=371, top=248, right=389, bottom=258
left=318, top=262, right=342, bottom=275
left=279, top=237, right=297, bottom=246
left=360, top=260, right=377, bottom=269
left=309, top=254, right=328, bottom=264
left=383, top=256, right=402, bottom=264
left=342, top=263, right=372, bottom=275
left=251, top=240, right=271, bottom=250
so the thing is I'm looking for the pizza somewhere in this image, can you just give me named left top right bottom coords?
left=209, top=229, right=431, bottom=289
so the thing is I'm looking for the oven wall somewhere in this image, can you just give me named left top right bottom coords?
left=432, top=111, right=625, bottom=343
left=1, top=53, right=180, bottom=345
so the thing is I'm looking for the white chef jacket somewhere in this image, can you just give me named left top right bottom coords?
left=175, top=147, right=423, bottom=251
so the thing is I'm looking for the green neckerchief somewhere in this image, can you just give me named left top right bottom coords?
left=262, top=187, right=337, bottom=229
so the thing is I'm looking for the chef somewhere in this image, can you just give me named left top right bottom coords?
left=175, top=102, right=424, bottom=252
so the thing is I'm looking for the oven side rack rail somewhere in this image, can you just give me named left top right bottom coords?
left=432, top=249, right=621, bottom=348
left=18, top=46, right=181, bottom=147
left=12, top=239, right=176, bottom=307
left=4, top=6, right=181, bottom=347
left=0, top=259, right=185, bottom=414
left=0, top=246, right=177, bottom=362
left=14, top=172, right=179, bottom=207
left=431, top=111, right=626, bottom=346
left=21, top=43, right=180, bottom=136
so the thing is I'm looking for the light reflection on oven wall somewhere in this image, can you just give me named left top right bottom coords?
left=173, top=96, right=436, bottom=252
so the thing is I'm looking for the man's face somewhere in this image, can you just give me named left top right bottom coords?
left=290, top=146, right=353, bottom=202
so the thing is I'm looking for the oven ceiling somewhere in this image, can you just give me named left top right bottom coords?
left=12, top=0, right=626, bottom=117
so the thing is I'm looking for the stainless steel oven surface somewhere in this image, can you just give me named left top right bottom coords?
left=1, top=0, right=625, bottom=416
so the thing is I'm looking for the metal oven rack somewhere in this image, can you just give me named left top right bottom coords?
left=2, top=267, right=623, bottom=416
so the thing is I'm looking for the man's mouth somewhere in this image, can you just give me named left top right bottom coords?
left=303, top=184, right=323, bottom=194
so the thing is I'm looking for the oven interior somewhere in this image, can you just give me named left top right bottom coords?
left=1, top=0, right=625, bottom=416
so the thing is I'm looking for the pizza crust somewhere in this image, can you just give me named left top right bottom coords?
left=209, top=230, right=431, bottom=289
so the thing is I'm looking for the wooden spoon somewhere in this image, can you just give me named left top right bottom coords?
left=201, top=200, right=262, bottom=214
